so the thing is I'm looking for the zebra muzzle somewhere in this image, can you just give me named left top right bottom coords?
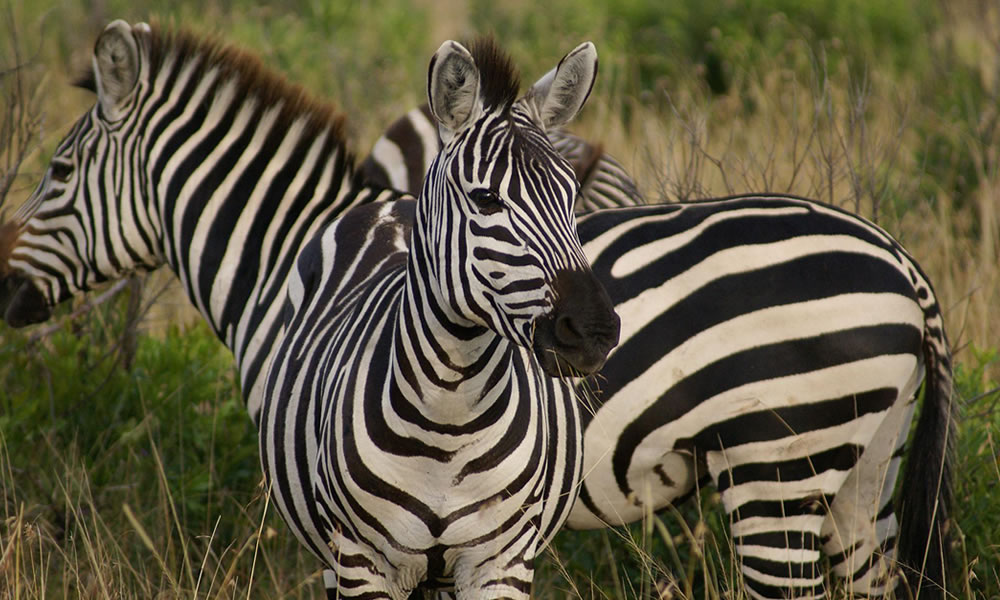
left=532, top=268, right=620, bottom=377
left=1, top=276, right=51, bottom=328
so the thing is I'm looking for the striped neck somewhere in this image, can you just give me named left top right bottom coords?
left=394, top=227, right=506, bottom=411
left=129, top=29, right=392, bottom=413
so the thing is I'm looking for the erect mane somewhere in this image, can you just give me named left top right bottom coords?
left=467, top=36, right=520, bottom=111
left=76, top=21, right=350, bottom=155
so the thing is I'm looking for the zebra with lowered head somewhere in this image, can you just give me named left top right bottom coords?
left=1, top=19, right=954, bottom=599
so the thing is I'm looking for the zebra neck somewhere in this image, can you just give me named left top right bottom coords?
left=152, top=85, right=391, bottom=412
left=393, top=244, right=513, bottom=414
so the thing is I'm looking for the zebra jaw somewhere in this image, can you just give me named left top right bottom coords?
left=1, top=276, right=50, bottom=328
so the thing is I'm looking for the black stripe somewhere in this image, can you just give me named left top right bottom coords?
left=716, top=444, right=863, bottom=492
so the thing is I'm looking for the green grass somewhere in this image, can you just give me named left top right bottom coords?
left=2, top=0, right=1000, bottom=597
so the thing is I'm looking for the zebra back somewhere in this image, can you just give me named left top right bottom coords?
left=360, top=103, right=643, bottom=211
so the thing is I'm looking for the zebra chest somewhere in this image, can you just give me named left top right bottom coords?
left=316, top=360, right=556, bottom=551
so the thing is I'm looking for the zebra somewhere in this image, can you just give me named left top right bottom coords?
left=359, top=108, right=959, bottom=598
left=0, top=20, right=954, bottom=600
left=259, top=37, right=623, bottom=598
left=360, top=104, right=643, bottom=212
left=0, top=20, right=620, bottom=598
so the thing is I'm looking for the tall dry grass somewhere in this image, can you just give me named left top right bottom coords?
left=2, top=0, right=998, bottom=598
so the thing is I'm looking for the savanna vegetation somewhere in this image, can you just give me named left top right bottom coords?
left=1, top=0, right=998, bottom=597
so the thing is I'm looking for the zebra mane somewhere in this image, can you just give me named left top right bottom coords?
left=0, top=221, right=21, bottom=276
left=466, top=36, right=520, bottom=111
left=76, top=21, right=350, bottom=152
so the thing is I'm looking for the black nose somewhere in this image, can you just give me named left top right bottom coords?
left=532, top=268, right=620, bottom=377
left=555, top=312, right=584, bottom=347
left=2, top=276, right=51, bottom=328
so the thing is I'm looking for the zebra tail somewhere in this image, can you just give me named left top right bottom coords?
left=896, top=318, right=957, bottom=600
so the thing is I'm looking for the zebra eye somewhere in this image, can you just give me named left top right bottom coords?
left=469, top=188, right=504, bottom=216
left=50, top=160, right=74, bottom=183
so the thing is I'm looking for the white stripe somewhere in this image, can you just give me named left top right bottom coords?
left=371, top=137, right=411, bottom=191
left=731, top=514, right=826, bottom=537
left=735, top=543, right=822, bottom=564
left=714, top=468, right=852, bottom=509
left=410, top=108, right=441, bottom=178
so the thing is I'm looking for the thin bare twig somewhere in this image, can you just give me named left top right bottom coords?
left=27, top=279, right=131, bottom=344
left=0, top=2, right=45, bottom=212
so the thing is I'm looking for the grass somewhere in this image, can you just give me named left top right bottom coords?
left=2, top=0, right=999, bottom=598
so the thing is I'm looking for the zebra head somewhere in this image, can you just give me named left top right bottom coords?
left=422, top=38, right=619, bottom=376
left=1, top=20, right=159, bottom=327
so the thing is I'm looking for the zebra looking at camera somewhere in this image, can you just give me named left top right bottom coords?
left=361, top=103, right=643, bottom=212
left=360, top=103, right=958, bottom=598
left=260, top=37, right=620, bottom=597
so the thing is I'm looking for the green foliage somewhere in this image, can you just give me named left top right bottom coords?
left=0, top=286, right=258, bottom=540
left=471, top=0, right=936, bottom=99
left=952, top=345, right=1000, bottom=597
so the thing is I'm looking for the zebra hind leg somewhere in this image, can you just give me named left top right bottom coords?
left=706, top=445, right=864, bottom=600
left=820, top=391, right=918, bottom=598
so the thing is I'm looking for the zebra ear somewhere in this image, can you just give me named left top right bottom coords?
left=427, top=40, right=481, bottom=141
left=93, top=20, right=140, bottom=120
left=525, top=42, right=598, bottom=130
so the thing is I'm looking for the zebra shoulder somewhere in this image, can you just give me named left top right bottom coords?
left=287, top=200, right=416, bottom=317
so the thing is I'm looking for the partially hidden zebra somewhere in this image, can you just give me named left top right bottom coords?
left=361, top=103, right=643, bottom=211
left=0, top=20, right=954, bottom=600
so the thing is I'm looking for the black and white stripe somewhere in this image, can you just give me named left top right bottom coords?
left=360, top=103, right=643, bottom=213
left=1, top=21, right=407, bottom=418
left=571, top=196, right=953, bottom=599
left=2, top=21, right=953, bottom=600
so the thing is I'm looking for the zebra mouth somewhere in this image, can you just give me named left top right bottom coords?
left=532, top=342, right=596, bottom=377
left=0, top=276, right=51, bottom=328
left=530, top=267, right=621, bottom=377
left=531, top=311, right=620, bottom=377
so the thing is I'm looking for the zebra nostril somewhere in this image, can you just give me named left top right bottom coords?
left=555, top=313, right=583, bottom=347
